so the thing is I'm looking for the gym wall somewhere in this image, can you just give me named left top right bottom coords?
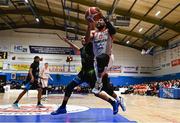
left=0, top=29, right=153, bottom=76
left=153, top=38, right=180, bottom=76
left=0, top=29, right=179, bottom=86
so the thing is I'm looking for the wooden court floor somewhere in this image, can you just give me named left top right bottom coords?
left=0, top=92, right=180, bottom=123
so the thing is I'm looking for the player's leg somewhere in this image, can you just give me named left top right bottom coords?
left=102, top=73, right=126, bottom=111
left=41, top=79, right=45, bottom=99
left=51, top=72, right=83, bottom=115
left=87, top=69, right=119, bottom=115
left=30, top=80, right=44, bottom=108
left=62, top=80, right=80, bottom=107
left=51, top=81, right=80, bottom=115
left=12, top=82, right=31, bottom=109
left=44, top=79, right=48, bottom=99
left=94, top=92, right=119, bottom=115
left=41, top=79, right=48, bottom=100
left=92, top=54, right=110, bottom=94
left=36, top=87, right=44, bottom=108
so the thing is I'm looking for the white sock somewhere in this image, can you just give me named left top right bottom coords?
left=97, top=77, right=102, bottom=83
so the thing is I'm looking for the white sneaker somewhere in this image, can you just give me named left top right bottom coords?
left=92, top=82, right=103, bottom=94
left=118, top=97, right=126, bottom=112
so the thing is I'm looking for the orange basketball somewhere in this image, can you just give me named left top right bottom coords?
left=85, top=7, right=102, bottom=22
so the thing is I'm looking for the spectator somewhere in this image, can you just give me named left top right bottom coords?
left=123, top=79, right=180, bottom=96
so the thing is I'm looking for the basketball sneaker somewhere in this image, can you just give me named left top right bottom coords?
left=12, top=103, right=20, bottom=109
left=111, top=101, right=119, bottom=115
left=118, top=97, right=126, bottom=112
left=92, top=82, right=103, bottom=94
left=36, top=103, right=46, bottom=108
left=51, top=106, right=67, bottom=115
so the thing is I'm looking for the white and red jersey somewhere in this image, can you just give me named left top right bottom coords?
left=40, top=67, right=50, bottom=88
left=92, top=29, right=112, bottom=57
left=41, top=67, right=50, bottom=79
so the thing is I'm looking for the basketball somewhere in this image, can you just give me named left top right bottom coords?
left=85, top=7, right=102, bottom=22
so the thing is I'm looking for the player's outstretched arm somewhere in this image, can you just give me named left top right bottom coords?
left=103, top=17, right=116, bottom=35
left=85, top=22, right=95, bottom=43
left=63, top=37, right=80, bottom=51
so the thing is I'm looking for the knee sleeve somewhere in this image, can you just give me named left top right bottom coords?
left=103, top=84, right=114, bottom=96
left=65, top=81, right=79, bottom=97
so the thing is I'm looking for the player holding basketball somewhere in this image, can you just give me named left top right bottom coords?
left=12, top=56, right=44, bottom=108
left=85, top=7, right=126, bottom=110
left=85, top=7, right=116, bottom=94
left=51, top=36, right=125, bottom=115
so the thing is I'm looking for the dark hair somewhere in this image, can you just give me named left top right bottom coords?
left=34, top=56, right=40, bottom=59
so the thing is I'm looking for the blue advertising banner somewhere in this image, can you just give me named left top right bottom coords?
left=29, top=46, right=75, bottom=55
left=159, top=88, right=180, bottom=99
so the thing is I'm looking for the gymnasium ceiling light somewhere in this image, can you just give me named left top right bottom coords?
left=139, top=28, right=143, bottom=32
left=155, top=11, right=161, bottom=16
left=24, top=0, right=28, bottom=3
left=35, top=18, right=40, bottom=22
left=126, top=40, right=130, bottom=44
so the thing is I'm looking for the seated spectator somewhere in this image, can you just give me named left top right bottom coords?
left=125, top=79, right=179, bottom=96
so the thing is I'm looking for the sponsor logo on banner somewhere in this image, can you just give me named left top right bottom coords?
left=49, top=65, right=64, bottom=72
left=29, top=45, right=75, bottom=55
left=49, top=65, right=79, bottom=73
left=171, top=59, right=180, bottom=67
left=12, top=45, right=28, bottom=53
left=63, top=65, right=77, bottom=72
left=162, top=88, right=174, bottom=98
left=10, top=64, right=30, bottom=71
left=123, top=66, right=138, bottom=73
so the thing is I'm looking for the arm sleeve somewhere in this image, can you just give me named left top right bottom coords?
left=86, top=43, right=94, bottom=59
left=103, top=17, right=116, bottom=35
left=88, top=43, right=94, bottom=57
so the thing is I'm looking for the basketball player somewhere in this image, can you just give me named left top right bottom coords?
left=12, top=56, right=44, bottom=108
left=51, top=36, right=125, bottom=115
left=86, top=8, right=116, bottom=94
left=40, top=63, right=50, bottom=101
